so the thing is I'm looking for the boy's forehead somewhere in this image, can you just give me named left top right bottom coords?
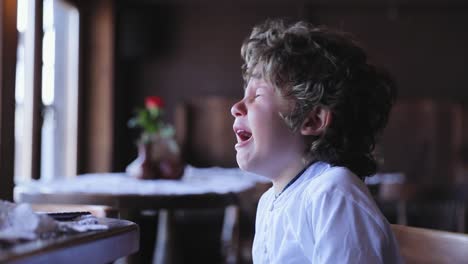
left=245, top=75, right=268, bottom=90
left=244, top=64, right=275, bottom=91
left=247, top=66, right=266, bottom=83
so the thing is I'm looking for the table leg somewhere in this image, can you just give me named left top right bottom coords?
left=153, top=209, right=175, bottom=264
left=456, top=201, right=466, bottom=233
left=116, top=208, right=144, bottom=264
left=221, top=205, right=240, bottom=264
left=396, top=200, right=407, bottom=225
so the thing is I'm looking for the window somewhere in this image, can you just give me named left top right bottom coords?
left=15, top=0, right=34, bottom=183
left=15, top=0, right=79, bottom=182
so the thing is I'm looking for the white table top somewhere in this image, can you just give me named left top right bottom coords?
left=15, top=165, right=268, bottom=197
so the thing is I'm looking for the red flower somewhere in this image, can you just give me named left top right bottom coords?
left=145, top=96, right=164, bottom=109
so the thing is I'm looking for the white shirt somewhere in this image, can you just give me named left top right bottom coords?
left=252, top=162, right=403, bottom=264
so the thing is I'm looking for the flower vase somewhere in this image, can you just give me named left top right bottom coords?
left=126, top=136, right=184, bottom=180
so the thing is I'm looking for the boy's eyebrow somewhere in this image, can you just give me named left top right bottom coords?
left=251, top=71, right=262, bottom=79
left=245, top=65, right=262, bottom=79
left=243, top=71, right=262, bottom=91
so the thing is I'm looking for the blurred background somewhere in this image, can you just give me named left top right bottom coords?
left=2, top=0, right=468, bottom=182
left=1, top=0, right=468, bottom=263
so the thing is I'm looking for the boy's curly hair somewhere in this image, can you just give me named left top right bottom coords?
left=241, top=19, right=396, bottom=179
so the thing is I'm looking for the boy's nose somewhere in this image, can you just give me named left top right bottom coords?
left=231, top=100, right=246, bottom=117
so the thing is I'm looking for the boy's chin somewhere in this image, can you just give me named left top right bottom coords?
left=236, top=159, right=248, bottom=171
left=236, top=159, right=268, bottom=177
left=236, top=158, right=253, bottom=173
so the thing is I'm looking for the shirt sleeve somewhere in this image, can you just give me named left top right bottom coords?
left=307, top=188, right=393, bottom=264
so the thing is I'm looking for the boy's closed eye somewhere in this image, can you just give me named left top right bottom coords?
left=245, top=94, right=261, bottom=103
left=254, top=87, right=267, bottom=97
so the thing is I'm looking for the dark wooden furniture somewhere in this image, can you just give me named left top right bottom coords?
left=379, top=99, right=464, bottom=184
left=175, top=96, right=239, bottom=168
left=0, top=0, right=17, bottom=201
left=0, top=218, right=139, bottom=264
left=30, top=203, right=119, bottom=218
left=379, top=183, right=468, bottom=232
left=392, top=224, right=468, bottom=264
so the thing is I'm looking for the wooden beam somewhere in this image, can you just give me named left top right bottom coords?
left=77, top=0, right=115, bottom=173
left=0, top=0, right=17, bottom=201
left=31, top=0, right=43, bottom=179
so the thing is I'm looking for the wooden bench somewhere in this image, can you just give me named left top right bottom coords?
left=391, top=224, right=468, bottom=264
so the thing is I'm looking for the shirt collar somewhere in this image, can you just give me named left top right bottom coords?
left=270, top=161, right=331, bottom=207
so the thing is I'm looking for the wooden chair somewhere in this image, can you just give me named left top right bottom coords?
left=379, top=183, right=467, bottom=232
left=379, top=99, right=463, bottom=184
left=391, top=224, right=468, bottom=264
left=174, top=96, right=239, bottom=168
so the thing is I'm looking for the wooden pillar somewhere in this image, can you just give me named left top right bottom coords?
left=0, top=0, right=17, bottom=200
left=78, top=0, right=114, bottom=173
left=31, top=0, right=43, bottom=179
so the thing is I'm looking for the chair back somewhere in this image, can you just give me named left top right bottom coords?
left=379, top=99, right=463, bottom=183
left=175, top=96, right=238, bottom=167
left=379, top=184, right=467, bottom=232
left=391, top=224, right=468, bottom=264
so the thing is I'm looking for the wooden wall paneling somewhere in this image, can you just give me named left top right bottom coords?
left=381, top=100, right=436, bottom=182
left=455, top=103, right=468, bottom=183
left=435, top=101, right=463, bottom=183
left=109, top=3, right=468, bottom=175
left=381, top=99, right=463, bottom=183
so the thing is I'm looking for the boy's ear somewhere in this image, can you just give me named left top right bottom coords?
left=300, top=106, right=332, bottom=136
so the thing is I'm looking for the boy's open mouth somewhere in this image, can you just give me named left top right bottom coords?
left=235, top=129, right=252, bottom=144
